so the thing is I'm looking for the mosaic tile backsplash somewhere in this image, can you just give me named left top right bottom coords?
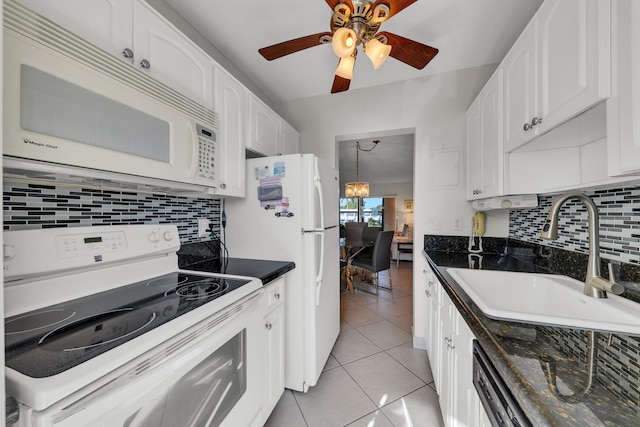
left=509, top=186, right=640, bottom=265
left=3, top=182, right=221, bottom=244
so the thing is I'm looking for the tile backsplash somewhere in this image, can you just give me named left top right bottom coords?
left=3, top=182, right=221, bottom=244
left=509, top=186, right=640, bottom=264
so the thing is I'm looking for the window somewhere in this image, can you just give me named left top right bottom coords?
left=340, top=197, right=383, bottom=226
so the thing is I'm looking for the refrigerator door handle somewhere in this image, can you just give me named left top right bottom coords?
left=314, top=157, right=325, bottom=231
left=315, top=230, right=325, bottom=306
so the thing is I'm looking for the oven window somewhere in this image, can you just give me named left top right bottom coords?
left=123, top=329, right=246, bottom=427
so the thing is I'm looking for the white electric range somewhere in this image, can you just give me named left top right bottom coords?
left=4, top=224, right=264, bottom=427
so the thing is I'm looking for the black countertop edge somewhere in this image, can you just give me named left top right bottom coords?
left=424, top=250, right=640, bottom=427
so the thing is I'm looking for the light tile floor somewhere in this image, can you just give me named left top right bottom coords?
left=265, top=263, right=445, bottom=427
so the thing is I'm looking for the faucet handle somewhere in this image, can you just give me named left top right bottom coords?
left=593, top=263, right=624, bottom=295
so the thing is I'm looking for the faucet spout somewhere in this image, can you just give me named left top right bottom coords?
left=540, top=193, right=623, bottom=298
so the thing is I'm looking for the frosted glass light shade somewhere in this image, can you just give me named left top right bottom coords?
left=335, top=56, right=355, bottom=79
left=365, top=38, right=391, bottom=69
left=345, top=182, right=369, bottom=198
left=332, top=28, right=356, bottom=58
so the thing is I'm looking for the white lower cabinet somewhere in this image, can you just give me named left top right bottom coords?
left=261, top=277, right=285, bottom=423
left=423, top=263, right=489, bottom=427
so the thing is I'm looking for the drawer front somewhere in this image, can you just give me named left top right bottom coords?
left=265, top=277, right=285, bottom=312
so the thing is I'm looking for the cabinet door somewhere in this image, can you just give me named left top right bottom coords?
left=607, top=0, right=640, bottom=175
left=214, top=65, right=246, bottom=196
left=537, top=0, right=610, bottom=134
left=263, top=305, right=285, bottom=422
left=280, top=121, right=300, bottom=155
left=20, top=0, right=133, bottom=62
left=133, top=1, right=214, bottom=109
left=466, top=70, right=503, bottom=200
left=247, top=94, right=280, bottom=156
left=439, top=291, right=457, bottom=426
left=503, top=24, right=538, bottom=152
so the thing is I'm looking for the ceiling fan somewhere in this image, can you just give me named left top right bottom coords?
left=258, top=0, right=439, bottom=94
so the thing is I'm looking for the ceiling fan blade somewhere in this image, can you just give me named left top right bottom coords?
left=259, top=32, right=332, bottom=60
left=331, top=75, right=351, bottom=93
left=372, top=0, right=416, bottom=19
left=325, top=0, right=353, bottom=12
left=378, top=31, right=438, bottom=69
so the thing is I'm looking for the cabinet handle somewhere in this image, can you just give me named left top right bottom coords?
left=122, top=48, right=133, bottom=59
left=425, top=289, right=431, bottom=298
left=140, top=59, right=151, bottom=69
left=445, top=337, right=455, bottom=350
left=531, top=117, right=542, bottom=126
left=473, top=189, right=481, bottom=195
left=523, top=122, right=531, bottom=131
left=274, top=293, right=280, bottom=300
left=265, top=323, right=272, bottom=331
left=220, top=183, right=227, bottom=189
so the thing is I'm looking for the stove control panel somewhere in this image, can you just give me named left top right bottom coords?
left=3, top=224, right=181, bottom=281
left=56, top=230, right=127, bottom=258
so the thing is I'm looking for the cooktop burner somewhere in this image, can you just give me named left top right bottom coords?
left=5, top=272, right=252, bottom=378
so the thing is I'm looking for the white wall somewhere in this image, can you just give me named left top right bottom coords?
left=276, top=64, right=510, bottom=340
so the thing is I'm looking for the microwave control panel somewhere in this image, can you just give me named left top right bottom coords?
left=196, top=124, right=218, bottom=184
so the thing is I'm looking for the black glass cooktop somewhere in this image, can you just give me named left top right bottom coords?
left=4, top=272, right=252, bottom=378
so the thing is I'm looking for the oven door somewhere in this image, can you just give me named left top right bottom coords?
left=25, top=292, right=263, bottom=427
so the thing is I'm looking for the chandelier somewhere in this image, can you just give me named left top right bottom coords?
left=345, top=139, right=379, bottom=198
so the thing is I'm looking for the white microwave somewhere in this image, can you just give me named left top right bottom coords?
left=3, top=1, right=220, bottom=193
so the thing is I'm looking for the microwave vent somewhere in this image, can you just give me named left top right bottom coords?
left=3, top=0, right=217, bottom=130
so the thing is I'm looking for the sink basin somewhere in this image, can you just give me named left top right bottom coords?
left=446, top=268, right=640, bottom=336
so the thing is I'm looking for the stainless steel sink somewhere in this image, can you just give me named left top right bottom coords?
left=447, top=268, right=640, bottom=335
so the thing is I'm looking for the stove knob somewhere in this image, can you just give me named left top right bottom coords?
left=148, top=232, right=160, bottom=243
left=163, top=230, right=174, bottom=241
left=3, top=245, right=17, bottom=261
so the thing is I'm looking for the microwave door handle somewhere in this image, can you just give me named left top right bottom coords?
left=315, top=231, right=325, bottom=306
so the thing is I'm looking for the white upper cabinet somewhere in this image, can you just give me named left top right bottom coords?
left=214, top=65, right=246, bottom=197
left=466, top=70, right=504, bottom=201
left=20, top=0, right=133, bottom=61
left=133, top=1, right=213, bottom=109
left=607, top=0, right=640, bottom=176
left=503, top=0, right=610, bottom=152
left=503, top=25, right=537, bottom=150
left=20, top=0, right=214, bottom=109
left=247, top=94, right=300, bottom=157
left=247, top=94, right=280, bottom=157
left=280, top=121, right=301, bottom=156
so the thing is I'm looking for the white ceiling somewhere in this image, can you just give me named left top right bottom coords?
left=164, top=0, right=543, bottom=104
left=163, top=0, right=542, bottom=189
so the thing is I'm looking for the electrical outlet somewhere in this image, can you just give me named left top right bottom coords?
left=198, top=218, right=210, bottom=237
left=427, top=217, right=442, bottom=230
left=453, top=217, right=463, bottom=231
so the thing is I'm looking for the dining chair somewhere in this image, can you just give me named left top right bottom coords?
left=348, top=230, right=394, bottom=294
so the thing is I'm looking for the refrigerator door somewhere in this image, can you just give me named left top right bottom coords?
left=302, top=225, right=340, bottom=389
left=301, top=154, right=339, bottom=231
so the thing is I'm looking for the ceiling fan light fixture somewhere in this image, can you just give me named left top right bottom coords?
left=365, top=38, right=391, bottom=69
left=335, top=56, right=355, bottom=79
left=370, top=4, right=391, bottom=24
left=332, top=27, right=357, bottom=58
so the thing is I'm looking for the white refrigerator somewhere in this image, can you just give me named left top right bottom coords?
left=224, top=153, right=340, bottom=392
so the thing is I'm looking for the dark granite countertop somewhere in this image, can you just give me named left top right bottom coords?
left=183, top=257, right=295, bottom=285
left=423, top=237, right=640, bottom=426
left=177, top=241, right=295, bottom=285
